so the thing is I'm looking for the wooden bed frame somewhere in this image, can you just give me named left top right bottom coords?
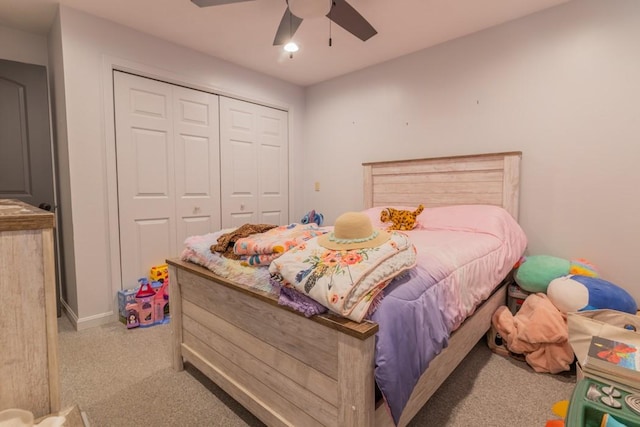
left=167, top=151, right=522, bottom=427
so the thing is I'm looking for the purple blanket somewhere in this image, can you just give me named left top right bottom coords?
left=278, top=284, right=328, bottom=317
left=370, top=266, right=449, bottom=425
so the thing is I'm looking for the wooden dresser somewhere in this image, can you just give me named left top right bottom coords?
left=0, top=199, right=59, bottom=417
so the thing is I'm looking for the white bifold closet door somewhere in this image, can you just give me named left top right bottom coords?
left=114, top=71, right=220, bottom=289
left=219, top=97, right=289, bottom=228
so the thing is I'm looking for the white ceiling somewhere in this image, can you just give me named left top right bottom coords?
left=0, top=0, right=570, bottom=86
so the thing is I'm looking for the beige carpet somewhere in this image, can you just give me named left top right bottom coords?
left=58, top=314, right=576, bottom=426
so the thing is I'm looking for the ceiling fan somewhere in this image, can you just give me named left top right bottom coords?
left=191, top=0, right=377, bottom=46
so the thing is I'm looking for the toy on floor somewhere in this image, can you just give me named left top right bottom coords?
left=545, top=399, right=569, bottom=427
left=119, top=264, right=171, bottom=328
left=547, top=275, right=638, bottom=314
left=135, top=278, right=157, bottom=327
left=380, top=204, right=424, bottom=231
left=514, top=255, right=638, bottom=314
left=514, top=255, right=598, bottom=293
left=492, top=293, right=574, bottom=373
left=153, top=279, right=170, bottom=325
left=565, top=379, right=640, bottom=427
left=150, top=263, right=169, bottom=282
left=514, top=254, right=638, bottom=315
left=544, top=390, right=634, bottom=426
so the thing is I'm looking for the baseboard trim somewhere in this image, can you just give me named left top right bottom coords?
left=60, top=300, right=116, bottom=330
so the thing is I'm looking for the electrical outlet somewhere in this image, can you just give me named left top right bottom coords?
left=314, top=182, right=320, bottom=191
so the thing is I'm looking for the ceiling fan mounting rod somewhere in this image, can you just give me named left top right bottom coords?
left=329, top=5, right=332, bottom=47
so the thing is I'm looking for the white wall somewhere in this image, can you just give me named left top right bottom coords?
left=51, top=6, right=305, bottom=327
left=304, top=0, right=640, bottom=302
left=0, top=25, right=48, bottom=65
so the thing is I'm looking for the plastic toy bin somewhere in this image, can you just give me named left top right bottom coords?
left=566, top=378, right=640, bottom=427
left=507, top=282, right=530, bottom=315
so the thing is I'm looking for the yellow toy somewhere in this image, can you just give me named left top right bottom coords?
left=150, top=264, right=169, bottom=282
left=380, top=205, right=424, bottom=231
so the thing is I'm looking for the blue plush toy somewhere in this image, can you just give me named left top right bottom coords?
left=547, top=275, right=638, bottom=314
left=300, top=209, right=324, bottom=226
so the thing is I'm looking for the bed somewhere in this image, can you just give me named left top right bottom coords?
left=167, top=151, right=524, bottom=427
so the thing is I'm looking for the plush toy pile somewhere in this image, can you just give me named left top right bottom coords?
left=513, top=254, right=637, bottom=314
left=491, top=254, right=638, bottom=374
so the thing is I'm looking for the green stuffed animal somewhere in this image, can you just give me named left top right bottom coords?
left=514, top=255, right=597, bottom=293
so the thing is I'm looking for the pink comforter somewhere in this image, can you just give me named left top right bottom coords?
left=363, top=204, right=528, bottom=424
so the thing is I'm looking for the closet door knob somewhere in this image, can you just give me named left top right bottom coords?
left=193, top=206, right=201, bottom=214
left=240, top=204, right=245, bottom=211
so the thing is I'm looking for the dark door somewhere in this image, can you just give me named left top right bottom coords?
left=0, top=59, right=55, bottom=208
left=0, top=58, right=60, bottom=315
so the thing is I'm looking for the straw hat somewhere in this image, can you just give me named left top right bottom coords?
left=317, top=211, right=390, bottom=250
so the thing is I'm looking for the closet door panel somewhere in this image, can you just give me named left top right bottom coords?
left=220, top=97, right=288, bottom=228
left=227, top=139, right=259, bottom=227
left=257, top=107, right=288, bottom=225
left=220, top=97, right=258, bottom=227
left=114, top=72, right=176, bottom=289
left=114, top=72, right=220, bottom=290
left=173, top=86, right=221, bottom=242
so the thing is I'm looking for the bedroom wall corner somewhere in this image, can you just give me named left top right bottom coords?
left=48, top=8, right=80, bottom=323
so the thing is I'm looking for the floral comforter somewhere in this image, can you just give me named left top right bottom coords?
left=269, top=232, right=417, bottom=322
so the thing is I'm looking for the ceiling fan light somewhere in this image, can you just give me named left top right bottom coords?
left=288, top=0, right=331, bottom=19
left=284, top=41, right=299, bottom=52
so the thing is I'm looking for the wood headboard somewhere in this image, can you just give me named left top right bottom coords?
left=363, top=151, right=522, bottom=220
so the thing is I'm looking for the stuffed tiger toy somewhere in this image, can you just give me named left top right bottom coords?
left=380, top=204, right=424, bottom=231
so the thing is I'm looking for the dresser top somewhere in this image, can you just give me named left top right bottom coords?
left=0, top=199, right=54, bottom=231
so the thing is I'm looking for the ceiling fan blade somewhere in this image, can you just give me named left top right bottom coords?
left=327, top=0, right=377, bottom=41
left=191, top=0, right=255, bottom=7
left=273, top=8, right=304, bottom=46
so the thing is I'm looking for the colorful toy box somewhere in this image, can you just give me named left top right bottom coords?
left=118, top=280, right=167, bottom=325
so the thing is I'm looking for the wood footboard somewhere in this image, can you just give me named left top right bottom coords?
left=168, top=259, right=379, bottom=427
left=169, top=258, right=509, bottom=427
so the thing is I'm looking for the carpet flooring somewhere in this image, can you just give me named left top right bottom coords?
left=58, top=314, right=576, bottom=426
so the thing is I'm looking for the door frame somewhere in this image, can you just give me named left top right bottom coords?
left=100, top=56, right=294, bottom=321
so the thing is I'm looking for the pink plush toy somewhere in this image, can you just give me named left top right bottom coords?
left=492, top=293, right=574, bottom=373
